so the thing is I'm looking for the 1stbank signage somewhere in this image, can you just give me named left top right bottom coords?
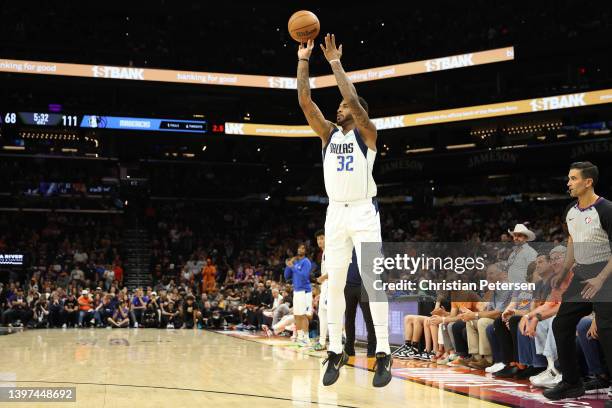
left=92, top=66, right=145, bottom=80
left=530, top=93, right=586, bottom=111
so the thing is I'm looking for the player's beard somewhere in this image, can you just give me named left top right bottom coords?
left=336, top=113, right=351, bottom=127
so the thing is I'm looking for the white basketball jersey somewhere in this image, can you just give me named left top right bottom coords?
left=322, top=128, right=377, bottom=202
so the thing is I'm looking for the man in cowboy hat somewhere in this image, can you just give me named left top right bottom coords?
left=507, top=224, right=538, bottom=283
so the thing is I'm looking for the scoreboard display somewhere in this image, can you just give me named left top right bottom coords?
left=2, top=112, right=208, bottom=134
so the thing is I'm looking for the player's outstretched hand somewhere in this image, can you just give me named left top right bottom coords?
left=320, top=33, right=342, bottom=62
left=298, top=39, right=315, bottom=60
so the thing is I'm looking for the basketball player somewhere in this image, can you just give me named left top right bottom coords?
left=543, top=162, right=612, bottom=403
left=312, top=230, right=328, bottom=351
left=284, top=243, right=313, bottom=347
left=297, top=34, right=392, bottom=387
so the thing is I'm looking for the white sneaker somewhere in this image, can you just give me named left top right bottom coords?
left=134, top=322, right=139, bottom=328
left=530, top=368, right=554, bottom=383
left=297, top=339, right=310, bottom=348
left=485, top=362, right=506, bottom=373
left=531, top=370, right=562, bottom=388
left=62, top=324, right=67, bottom=329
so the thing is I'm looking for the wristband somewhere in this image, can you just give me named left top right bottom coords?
left=329, top=59, right=340, bottom=64
left=298, top=58, right=309, bottom=62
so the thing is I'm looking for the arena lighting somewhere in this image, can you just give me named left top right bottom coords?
left=2, top=146, right=25, bottom=150
left=406, top=147, right=434, bottom=153
left=0, top=47, right=514, bottom=89
left=446, top=143, right=476, bottom=150
left=225, top=88, right=612, bottom=137
left=499, top=144, right=528, bottom=149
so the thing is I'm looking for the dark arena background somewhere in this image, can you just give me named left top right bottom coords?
left=1, top=1, right=612, bottom=407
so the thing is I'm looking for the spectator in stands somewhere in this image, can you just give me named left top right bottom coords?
left=161, top=301, right=180, bottom=329
left=431, top=290, right=481, bottom=366
left=521, top=246, right=572, bottom=388
left=1, top=287, right=32, bottom=327
left=62, top=293, right=78, bottom=328
left=202, top=258, right=217, bottom=293
left=183, top=295, right=197, bottom=329
left=94, top=295, right=114, bottom=327
left=575, top=314, right=610, bottom=394
left=507, top=224, right=538, bottom=283
left=461, top=263, right=513, bottom=370
left=103, top=265, right=115, bottom=291
left=32, top=296, right=49, bottom=328
left=113, top=262, right=123, bottom=287
left=77, top=290, right=94, bottom=327
left=107, top=299, right=129, bottom=328
left=143, top=292, right=160, bottom=328
left=48, top=293, right=64, bottom=328
left=70, top=264, right=85, bottom=285
left=130, top=288, right=147, bottom=328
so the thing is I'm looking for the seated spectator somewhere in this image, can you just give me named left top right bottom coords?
left=48, top=293, right=64, bottom=328
left=130, top=288, right=147, bottom=328
left=462, top=263, right=513, bottom=370
left=94, top=295, right=115, bottom=328
left=182, top=295, right=197, bottom=329
left=107, top=300, right=129, bottom=328
left=62, top=293, right=79, bottom=328
left=161, top=301, right=180, bottom=329
left=1, top=287, right=32, bottom=327
left=32, top=296, right=49, bottom=328
left=77, top=290, right=95, bottom=327
left=143, top=292, right=160, bottom=328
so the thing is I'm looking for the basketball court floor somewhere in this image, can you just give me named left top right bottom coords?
left=0, top=328, right=607, bottom=407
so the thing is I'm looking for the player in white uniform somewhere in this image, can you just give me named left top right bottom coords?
left=297, top=34, right=392, bottom=388
left=313, top=230, right=328, bottom=351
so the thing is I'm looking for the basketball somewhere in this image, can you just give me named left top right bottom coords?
left=288, top=10, right=320, bottom=42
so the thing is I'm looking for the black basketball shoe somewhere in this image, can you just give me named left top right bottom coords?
left=322, top=350, right=349, bottom=386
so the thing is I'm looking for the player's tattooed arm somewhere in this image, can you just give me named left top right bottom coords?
left=297, top=39, right=333, bottom=144
left=321, top=34, right=377, bottom=146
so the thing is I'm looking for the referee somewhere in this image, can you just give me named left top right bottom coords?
left=544, top=162, right=612, bottom=402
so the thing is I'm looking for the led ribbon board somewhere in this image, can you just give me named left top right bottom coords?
left=0, top=47, right=514, bottom=90
left=225, top=89, right=612, bottom=137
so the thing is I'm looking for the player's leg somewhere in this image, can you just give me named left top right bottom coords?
left=322, top=204, right=353, bottom=386
left=293, top=290, right=307, bottom=343
left=351, top=224, right=390, bottom=354
left=324, top=206, right=353, bottom=354
left=350, top=201, right=392, bottom=387
left=303, top=292, right=313, bottom=345
left=423, top=317, right=433, bottom=358
left=316, top=281, right=328, bottom=349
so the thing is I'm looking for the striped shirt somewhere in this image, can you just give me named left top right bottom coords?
left=565, top=197, right=612, bottom=264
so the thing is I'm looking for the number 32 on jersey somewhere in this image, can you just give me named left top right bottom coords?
left=337, top=155, right=354, bottom=172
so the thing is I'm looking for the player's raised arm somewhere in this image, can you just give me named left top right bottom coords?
left=320, top=34, right=377, bottom=148
left=297, top=39, right=334, bottom=145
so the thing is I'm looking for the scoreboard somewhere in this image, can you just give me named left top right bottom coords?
left=1, top=112, right=208, bottom=134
